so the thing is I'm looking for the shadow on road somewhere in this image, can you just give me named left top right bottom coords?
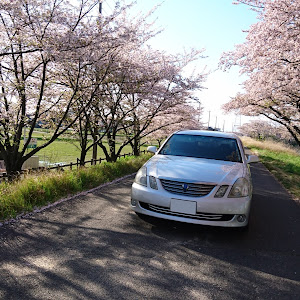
left=0, top=164, right=299, bottom=299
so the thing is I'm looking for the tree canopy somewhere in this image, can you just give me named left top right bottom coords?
left=0, top=0, right=206, bottom=176
left=221, top=0, right=300, bottom=146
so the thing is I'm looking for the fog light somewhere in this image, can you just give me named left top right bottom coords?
left=237, top=215, right=246, bottom=223
left=131, top=199, right=137, bottom=206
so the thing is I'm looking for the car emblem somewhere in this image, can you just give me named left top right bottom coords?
left=182, top=183, right=189, bottom=192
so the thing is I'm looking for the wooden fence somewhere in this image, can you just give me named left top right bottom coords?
left=0, top=150, right=147, bottom=182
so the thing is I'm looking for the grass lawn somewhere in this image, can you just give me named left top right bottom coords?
left=25, top=131, right=147, bottom=164
left=36, top=140, right=140, bottom=164
left=242, top=137, right=300, bottom=200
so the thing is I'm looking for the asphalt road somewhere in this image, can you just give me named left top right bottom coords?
left=0, top=162, right=299, bottom=300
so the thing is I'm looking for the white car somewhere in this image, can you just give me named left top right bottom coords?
left=131, top=130, right=259, bottom=228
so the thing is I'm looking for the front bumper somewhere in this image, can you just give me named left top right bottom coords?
left=131, top=182, right=251, bottom=227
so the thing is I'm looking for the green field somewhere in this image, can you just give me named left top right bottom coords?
left=36, top=140, right=140, bottom=164
left=26, top=130, right=147, bottom=165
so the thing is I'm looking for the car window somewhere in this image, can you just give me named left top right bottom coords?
left=159, top=134, right=242, bottom=163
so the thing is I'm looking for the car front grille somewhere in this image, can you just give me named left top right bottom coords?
left=139, top=202, right=234, bottom=221
left=160, top=179, right=215, bottom=197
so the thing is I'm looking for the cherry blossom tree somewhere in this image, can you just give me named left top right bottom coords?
left=0, top=0, right=140, bottom=176
left=62, top=2, right=163, bottom=164
left=238, top=120, right=277, bottom=140
left=221, top=0, right=300, bottom=146
left=0, top=0, right=105, bottom=177
left=145, top=103, right=203, bottom=147
left=0, top=0, right=206, bottom=175
left=239, top=119, right=295, bottom=144
left=94, top=46, right=206, bottom=161
left=60, top=7, right=154, bottom=164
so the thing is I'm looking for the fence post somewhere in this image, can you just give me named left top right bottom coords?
left=70, top=162, right=73, bottom=170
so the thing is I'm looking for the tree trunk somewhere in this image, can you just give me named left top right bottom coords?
left=285, top=125, right=300, bottom=147
left=79, top=149, right=88, bottom=166
left=2, top=150, right=24, bottom=180
left=108, top=138, right=118, bottom=161
left=98, top=141, right=113, bottom=162
left=78, top=116, right=89, bottom=166
left=92, top=138, right=98, bottom=164
left=132, top=136, right=140, bottom=156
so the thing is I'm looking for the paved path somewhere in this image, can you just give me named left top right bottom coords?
left=0, top=163, right=299, bottom=299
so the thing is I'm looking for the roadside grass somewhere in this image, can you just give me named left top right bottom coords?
left=242, top=137, right=300, bottom=200
left=0, top=154, right=152, bottom=223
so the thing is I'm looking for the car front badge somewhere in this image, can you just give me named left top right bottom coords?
left=182, top=183, right=189, bottom=192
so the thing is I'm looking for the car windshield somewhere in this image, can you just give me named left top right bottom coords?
left=159, top=134, right=242, bottom=163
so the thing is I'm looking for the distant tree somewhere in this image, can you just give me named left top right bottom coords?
left=238, top=120, right=277, bottom=140
left=221, top=0, right=300, bottom=146
left=239, top=120, right=295, bottom=144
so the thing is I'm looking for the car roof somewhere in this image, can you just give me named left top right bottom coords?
left=175, top=130, right=239, bottom=139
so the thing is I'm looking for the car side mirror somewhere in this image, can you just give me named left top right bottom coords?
left=247, top=154, right=259, bottom=164
left=147, top=146, right=157, bottom=154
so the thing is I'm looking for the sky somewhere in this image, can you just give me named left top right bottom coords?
left=102, top=0, right=259, bottom=132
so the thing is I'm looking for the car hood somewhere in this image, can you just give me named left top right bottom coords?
left=146, top=155, right=245, bottom=185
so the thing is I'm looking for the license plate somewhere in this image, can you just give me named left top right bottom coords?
left=170, top=199, right=196, bottom=215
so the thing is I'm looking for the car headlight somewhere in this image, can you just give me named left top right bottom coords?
left=134, top=166, right=147, bottom=186
left=228, top=178, right=249, bottom=198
